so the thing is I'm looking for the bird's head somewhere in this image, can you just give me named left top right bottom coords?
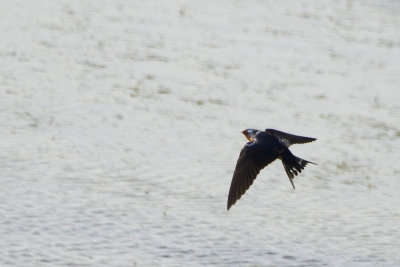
left=242, top=129, right=258, bottom=141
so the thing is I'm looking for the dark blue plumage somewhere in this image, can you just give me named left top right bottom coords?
left=227, top=129, right=316, bottom=210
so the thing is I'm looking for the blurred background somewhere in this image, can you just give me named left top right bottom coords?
left=1, top=0, right=399, bottom=266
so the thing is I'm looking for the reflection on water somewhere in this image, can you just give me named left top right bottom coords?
left=0, top=0, right=399, bottom=266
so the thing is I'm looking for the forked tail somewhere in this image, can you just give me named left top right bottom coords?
left=281, top=149, right=315, bottom=189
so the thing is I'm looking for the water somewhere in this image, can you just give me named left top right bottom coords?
left=1, top=0, right=399, bottom=266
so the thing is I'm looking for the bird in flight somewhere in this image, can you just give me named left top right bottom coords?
left=227, top=128, right=316, bottom=210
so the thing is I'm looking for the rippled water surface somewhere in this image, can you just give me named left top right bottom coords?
left=1, top=0, right=400, bottom=266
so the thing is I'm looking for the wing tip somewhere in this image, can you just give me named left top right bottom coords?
left=227, top=199, right=234, bottom=211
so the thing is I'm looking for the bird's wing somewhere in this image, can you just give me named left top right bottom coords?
left=265, top=129, right=316, bottom=147
left=227, top=142, right=276, bottom=210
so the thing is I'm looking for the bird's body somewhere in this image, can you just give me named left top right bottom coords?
left=227, top=128, right=316, bottom=210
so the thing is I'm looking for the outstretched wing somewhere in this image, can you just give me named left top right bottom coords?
left=265, top=129, right=316, bottom=147
left=227, top=142, right=277, bottom=210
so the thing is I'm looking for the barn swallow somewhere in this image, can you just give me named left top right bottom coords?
left=227, top=128, right=316, bottom=210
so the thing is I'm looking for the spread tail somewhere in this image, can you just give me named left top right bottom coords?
left=281, top=149, right=315, bottom=189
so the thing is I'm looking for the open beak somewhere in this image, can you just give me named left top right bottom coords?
left=242, top=131, right=252, bottom=141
